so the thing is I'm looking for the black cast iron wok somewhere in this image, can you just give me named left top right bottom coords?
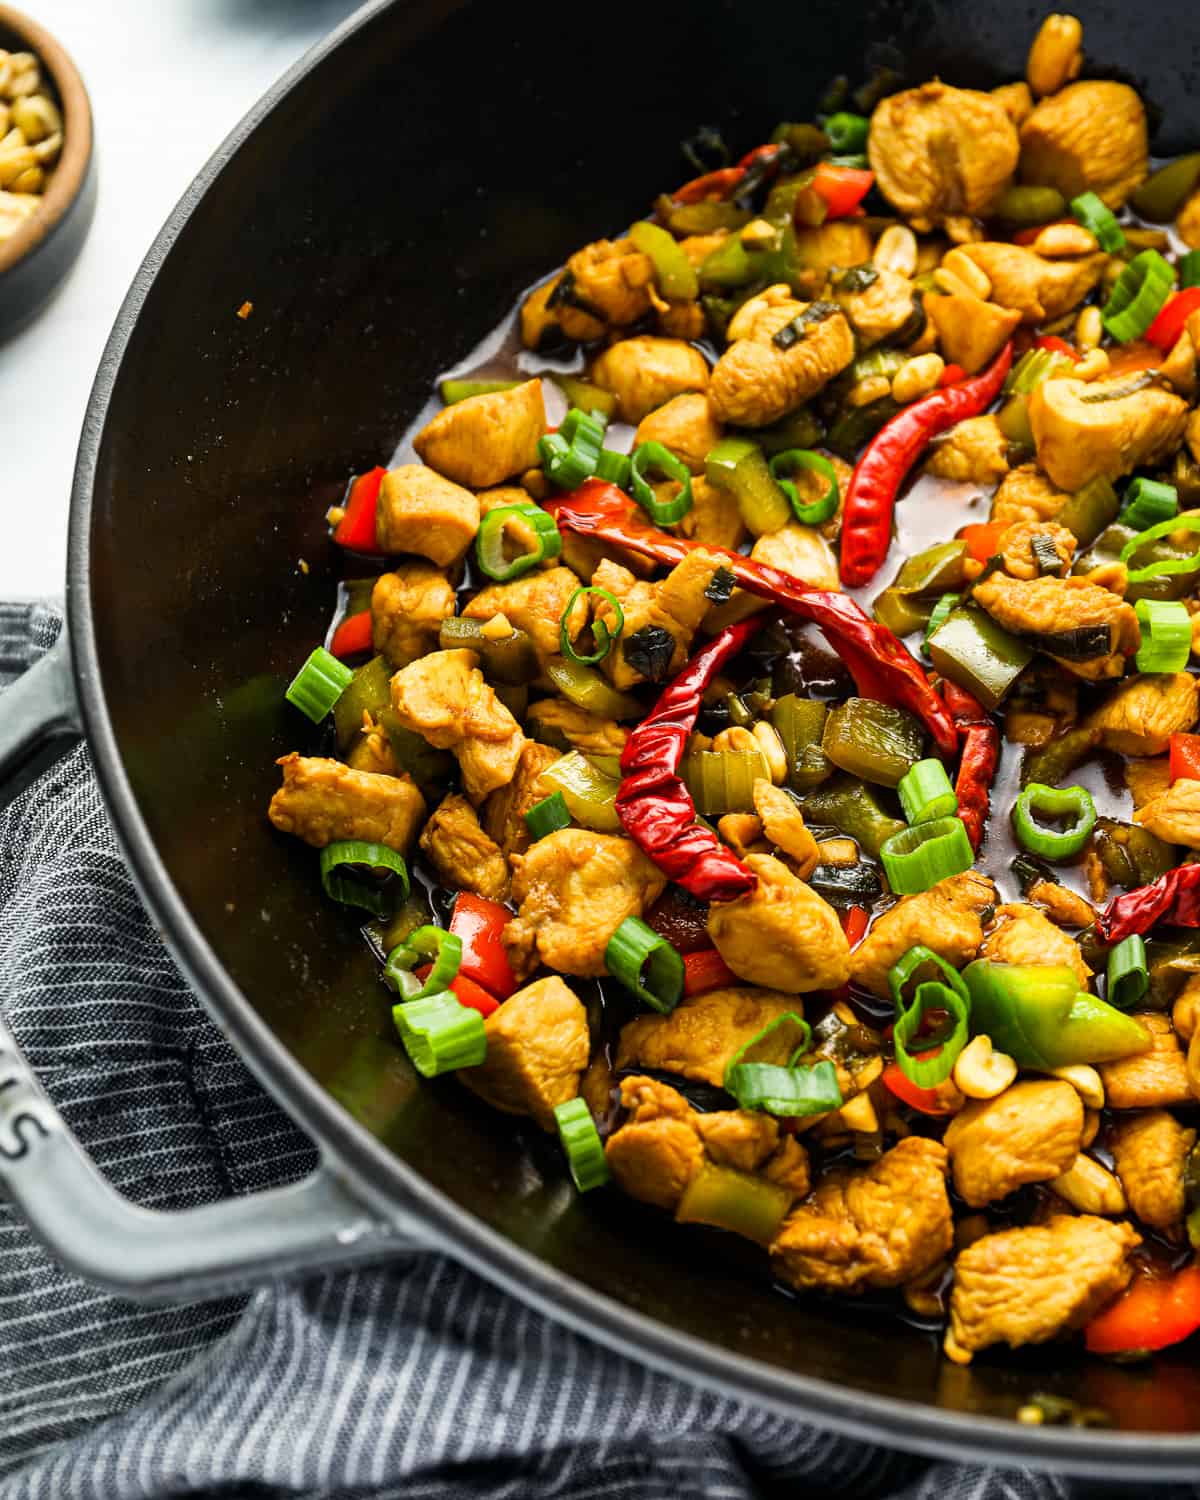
left=3, top=0, right=1200, bottom=1475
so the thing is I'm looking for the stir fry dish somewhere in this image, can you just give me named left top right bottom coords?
left=269, top=13, right=1200, bottom=1369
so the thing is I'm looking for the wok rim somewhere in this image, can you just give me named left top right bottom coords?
left=62, top=0, right=1200, bottom=1475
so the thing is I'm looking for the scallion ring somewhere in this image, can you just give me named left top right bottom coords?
left=1134, top=598, right=1192, bottom=674
left=1101, top=249, right=1175, bottom=342
left=768, top=448, right=839, bottom=525
left=1070, top=190, right=1126, bottom=254
left=1122, top=477, right=1178, bottom=533
left=475, top=502, right=562, bottom=582
left=383, top=925, right=462, bottom=1001
left=393, top=991, right=486, bottom=1077
left=629, top=441, right=694, bottom=525
left=723, top=1011, right=812, bottom=1081
left=538, top=406, right=608, bottom=490
left=605, top=915, right=684, bottom=1013
left=1107, top=934, right=1149, bottom=1011
left=594, top=448, right=632, bottom=488
left=286, top=646, right=353, bottom=723
left=1120, top=510, right=1200, bottom=583
left=1181, top=250, right=1200, bottom=291
left=560, top=584, right=625, bottom=666
left=320, top=841, right=410, bottom=918
left=1011, top=782, right=1096, bottom=860
left=893, top=978, right=970, bottom=1087
left=897, top=758, right=958, bottom=825
left=553, top=1097, right=610, bottom=1191
left=524, top=790, right=572, bottom=841
left=723, top=1059, right=843, bottom=1116
left=879, top=817, right=974, bottom=895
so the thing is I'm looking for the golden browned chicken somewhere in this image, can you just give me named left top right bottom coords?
left=462, top=566, right=589, bottom=664
left=708, top=287, right=856, bottom=427
left=1019, top=80, right=1148, bottom=208
left=989, top=463, right=1074, bottom=526
left=955, top=241, right=1105, bottom=325
left=924, top=416, right=1011, bottom=485
left=944, top=1080, right=1083, bottom=1206
left=589, top=337, right=710, bottom=423
left=1110, top=1110, right=1197, bottom=1232
left=972, top=572, right=1139, bottom=681
left=1098, top=1015, right=1190, bottom=1109
left=459, top=976, right=589, bottom=1130
left=979, top=903, right=1091, bottom=986
left=268, top=754, right=425, bottom=851
left=1134, top=778, right=1200, bottom=848
left=615, top=986, right=805, bottom=1088
left=418, top=793, right=510, bottom=902
left=371, top=563, right=456, bottom=669
left=593, top=550, right=722, bottom=689
left=375, top=465, right=480, bottom=566
left=1085, top=672, right=1200, bottom=756
left=633, top=393, right=723, bottom=474
left=413, top=378, right=546, bottom=489
left=706, top=854, right=850, bottom=992
left=850, top=872, right=996, bottom=997
left=1029, top=377, right=1189, bottom=491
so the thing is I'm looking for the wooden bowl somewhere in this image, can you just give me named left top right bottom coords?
left=0, top=3, right=95, bottom=340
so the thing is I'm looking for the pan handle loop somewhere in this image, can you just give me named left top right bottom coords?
left=0, top=627, right=84, bottom=810
left=0, top=1005, right=429, bottom=1301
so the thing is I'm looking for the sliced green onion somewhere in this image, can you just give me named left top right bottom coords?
left=893, top=978, right=970, bottom=1087
left=921, top=593, right=961, bottom=658
left=1101, top=250, right=1175, bottom=342
left=823, top=111, right=870, bottom=154
left=393, top=991, right=486, bottom=1077
left=1012, top=782, right=1096, bottom=860
left=768, top=448, right=839, bottom=525
left=560, top=585, right=624, bottom=666
left=1122, top=477, right=1179, bottom=533
left=1121, top=511, right=1200, bottom=583
left=320, top=840, right=410, bottom=917
left=524, top=791, right=571, bottom=841
left=724, top=1011, right=812, bottom=1079
left=383, top=925, right=462, bottom=1000
left=879, top=816, right=973, bottom=895
left=898, top=758, right=958, bottom=825
left=286, top=647, right=353, bottom=723
left=723, top=1059, right=843, bottom=1116
left=1134, top=598, right=1192, bottom=673
left=440, top=377, right=522, bottom=405
left=553, top=1097, right=610, bottom=1191
left=1004, top=346, right=1075, bottom=397
left=1107, top=934, right=1149, bottom=1011
left=889, top=944, right=970, bottom=1006
left=1070, top=191, right=1126, bottom=254
left=1181, top=250, right=1200, bottom=291
left=475, top=502, right=562, bottom=582
left=628, top=219, right=700, bottom=300
left=605, top=915, right=684, bottom=1013
left=594, top=448, right=632, bottom=487
left=539, top=407, right=608, bottom=490
left=630, top=441, right=694, bottom=524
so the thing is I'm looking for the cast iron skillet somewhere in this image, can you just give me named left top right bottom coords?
left=3, top=0, right=1200, bottom=1476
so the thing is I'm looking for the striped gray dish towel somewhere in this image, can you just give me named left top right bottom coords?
left=0, top=602, right=1175, bottom=1500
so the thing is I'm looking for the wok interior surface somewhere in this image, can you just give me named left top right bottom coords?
left=82, top=0, right=1200, bottom=1446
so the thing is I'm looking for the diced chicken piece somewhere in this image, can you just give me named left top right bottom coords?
left=462, top=566, right=588, bottom=664
left=693, top=1108, right=784, bottom=1173
left=926, top=294, right=1022, bottom=375
left=268, top=753, right=425, bottom=851
left=1019, top=81, right=1149, bottom=209
left=1161, top=327, right=1197, bottom=398
left=1098, top=1014, right=1190, bottom=1109
left=993, top=80, right=1034, bottom=128
left=972, top=571, right=1139, bottom=681
left=1125, top=755, right=1172, bottom=812
left=1135, top=777, right=1200, bottom=848
left=924, top=415, right=1010, bottom=484
left=503, top=828, right=666, bottom=980
left=790, top=219, right=874, bottom=278
left=1180, top=191, right=1200, bottom=251
left=705, top=853, right=850, bottom=993
left=481, top=741, right=561, bottom=858
left=944, top=1080, right=1083, bottom=1207
left=867, top=82, right=1019, bottom=232
left=770, top=1138, right=953, bottom=1293
left=751, top=523, right=840, bottom=591
left=678, top=475, right=747, bottom=550
left=1027, top=878, right=1095, bottom=929
left=833, top=267, right=918, bottom=348
left=375, top=465, right=480, bottom=567
left=525, top=700, right=627, bottom=758
left=956, top=242, right=1105, bottom=324
left=592, top=551, right=720, bottom=690
left=589, top=337, right=709, bottom=424
left=371, top=563, right=456, bottom=668
left=419, top=793, right=510, bottom=902
left=519, top=275, right=604, bottom=348
left=708, top=287, right=856, bottom=427
left=565, top=237, right=655, bottom=326
left=945, top=1215, right=1140, bottom=1362
left=989, top=463, right=1073, bottom=526
left=615, top=986, right=805, bottom=1088
left=413, top=379, right=546, bottom=490
left=634, top=393, right=722, bottom=475
left=753, top=779, right=819, bottom=877
left=389, top=649, right=525, bottom=803
left=997, top=520, right=1076, bottom=580
left=1029, top=376, right=1189, bottom=491
left=850, top=872, right=996, bottom=997
left=459, top=975, right=589, bottom=1131
left=1190, top=408, right=1200, bottom=464
left=982, top=901, right=1091, bottom=985
left=1111, top=1110, right=1196, bottom=1232
left=1084, top=672, right=1200, bottom=756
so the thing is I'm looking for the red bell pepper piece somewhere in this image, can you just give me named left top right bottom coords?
left=332, top=466, right=386, bottom=554
left=1033, top=334, right=1080, bottom=361
left=329, top=609, right=373, bottom=659
left=1146, top=288, right=1200, bottom=353
left=810, top=163, right=874, bottom=219
left=1170, top=733, right=1200, bottom=783
left=617, top=620, right=763, bottom=901
left=548, top=481, right=957, bottom=755
left=958, top=521, right=1009, bottom=564
left=1097, top=864, right=1200, bottom=944
left=942, top=679, right=999, bottom=852
left=840, top=905, right=870, bottom=947
left=682, top=948, right=738, bottom=997
left=881, top=1061, right=959, bottom=1116
left=838, top=343, right=1013, bottom=588
left=414, top=964, right=499, bottom=1018
left=448, top=893, right=517, bottom=999
left=1085, top=1262, right=1200, bottom=1355
left=938, top=363, right=966, bottom=387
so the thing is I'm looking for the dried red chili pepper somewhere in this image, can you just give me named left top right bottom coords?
left=547, top=482, right=958, bottom=755
left=616, top=618, right=763, bottom=902
left=671, top=143, right=786, bottom=204
left=838, top=343, right=1014, bottom=588
left=942, top=679, right=999, bottom=851
left=1097, top=864, right=1200, bottom=944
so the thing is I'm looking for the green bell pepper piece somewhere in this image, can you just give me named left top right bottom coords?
left=1130, top=153, right=1200, bottom=222
left=993, top=184, right=1068, bottom=226
left=332, top=654, right=392, bottom=751
left=1019, top=725, right=1100, bottom=789
left=754, top=406, right=825, bottom=456
left=1093, top=816, right=1176, bottom=890
left=894, top=540, right=972, bottom=596
left=822, top=697, right=924, bottom=787
left=963, top=960, right=1151, bottom=1068
left=770, top=694, right=831, bottom=792
left=705, top=437, right=792, bottom=536
left=803, top=774, right=906, bottom=858
left=1056, top=477, right=1120, bottom=549
left=927, top=605, right=1033, bottom=712
left=873, top=588, right=934, bottom=638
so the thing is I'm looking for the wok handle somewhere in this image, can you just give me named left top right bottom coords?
left=0, top=1006, right=427, bottom=1301
left=0, top=627, right=84, bottom=809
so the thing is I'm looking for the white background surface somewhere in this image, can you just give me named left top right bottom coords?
left=0, top=0, right=363, bottom=598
